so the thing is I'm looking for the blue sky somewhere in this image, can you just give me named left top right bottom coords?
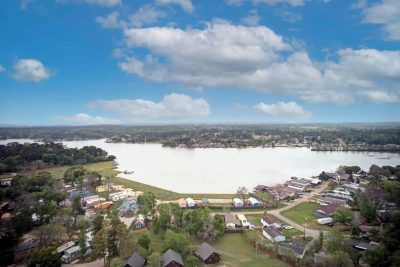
left=0, top=0, right=399, bottom=125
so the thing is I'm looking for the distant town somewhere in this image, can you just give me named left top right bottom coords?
left=1, top=140, right=399, bottom=267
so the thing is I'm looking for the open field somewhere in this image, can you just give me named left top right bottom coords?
left=135, top=230, right=290, bottom=267
left=280, top=202, right=333, bottom=231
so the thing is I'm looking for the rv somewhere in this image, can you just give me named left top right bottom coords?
left=317, top=217, right=333, bottom=225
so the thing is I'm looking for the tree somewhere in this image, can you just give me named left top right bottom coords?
left=63, top=166, right=86, bottom=185
left=323, top=250, right=354, bottom=267
left=78, top=227, right=87, bottom=260
left=110, top=257, right=125, bottom=267
left=162, top=229, right=189, bottom=255
left=358, top=193, right=377, bottom=222
left=185, top=256, right=199, bottom=267
left=137, top=192, right=156, bottom=215
left=93, top=228, right=108, bottom=265
left=12, top=207, right=33, bottom=237
left=147, top=252, right=161, bottom=267
left=333, top=208, right=353, bottom=225
left=236, top=186, right=248, bottom=204
left=28, top=246, right=62, bottom=267
left=34, top=223, right=67, bottom=248
left=108, top=228, right=119, bottom=260
left=138, top=234, right=151, bottom=254
left=324, top=230, right=344, bottom=253
left=93, top=214, right=104, bottom=235
left=0, top=232, right=16, bottom=266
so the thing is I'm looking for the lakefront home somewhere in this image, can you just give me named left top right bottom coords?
left=224, top=213, right=241, bottom=230
left=261, top=214, right=281, bottom=229
left=263, top=226, right=286, bottom=243
left=162, top=249, right=184, bottom=267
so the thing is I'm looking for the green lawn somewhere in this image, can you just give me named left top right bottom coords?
left=281, top=202, right=333, bottom=231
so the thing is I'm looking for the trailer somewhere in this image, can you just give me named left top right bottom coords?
left=317, top=217, right=333, bottom=225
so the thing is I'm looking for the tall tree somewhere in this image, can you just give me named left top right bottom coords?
left=28, top=246, right=62, bottom=267
left=138, top=234, right=151, bottom=255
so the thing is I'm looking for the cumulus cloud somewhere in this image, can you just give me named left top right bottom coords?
left=57, top=0, right=121, bottom=7
left=20, top=0, right=33, bottom=10
left=226, top=0, right=245, bottom=6
left=129, top=5, right=166, bottom=27
left=241, top=9, right=261, bottom=26
left=96, top=11, right=123, bottom=29
left=155, top=0, right=194, bottom=13
left=255, top=101, right=311, bottom=120
left=361, top=0, right=400, bottom=40
left=253, top=0, right=305, bottom=7
left=359, top=90, right=399, bottom=103
left=88, top=93, right=211, bottom=121
left=55, top=113, right=120, bottom=125
left=117, top=20, right=400, bottom=104
left=0, top=65, right=5, bottom=72
left=12, top=59, right=52, bottom=82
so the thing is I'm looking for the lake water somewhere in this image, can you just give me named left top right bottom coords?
left=1, top=139, right=399, bottom=193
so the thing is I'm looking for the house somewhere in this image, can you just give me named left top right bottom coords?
left=125, top=251, right=146, bottom=267
left=262, top=226, right=285, bottom=243
left=118, top=199, right=138, bottom=217
left=177, top=198, right=186, bottom=208
left=344, top=239, right=378, bottom=251
left=224, top=213, right=241, bottom=230
left=232, top=198, right=243, bottom=208
left=135, top=214, right=146, bottom=229
left=162, top=249, right=183, bottom=267
left=314, top=203, right=341, bottom=218
left=186, top=197, right=196, bottom=208
left=248, top=197, right=260, bottom=207
left=261, top=214, right=281, bottom=229
left=84, top=195, right=105, bottom=207
left=316, top=197, right=347, bottom=206
left=195, top=242, right=221, bottom=264
left=61, top=246, right=82, bottom=263
left=237, top=214, right=251, bottom=229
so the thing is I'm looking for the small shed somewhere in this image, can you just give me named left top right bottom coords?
left=232, top=198, right=243, bottom=208
left=195, top=242, right=221, bottom=264
left=162, top=249, right=183, bottom=267
left=125, top=251, right=146, bottom=267
left=186, top=198, right=196, bottom=208
left=248, top=197, right=260, bottom=207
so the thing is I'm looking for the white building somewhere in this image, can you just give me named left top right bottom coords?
left=237, top=214, right=252, bottom=229
left=248, top=197, right=260, bottom=207
left=233, top=198, right=243, bottom=208
left=263, top=226, right=286, bottom=243
left=186, top=198, right=196, bottom=208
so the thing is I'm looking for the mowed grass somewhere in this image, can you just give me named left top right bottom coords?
left=140, top=231, right=290, bottom=267
left=281, top=202, right=332, bottom=231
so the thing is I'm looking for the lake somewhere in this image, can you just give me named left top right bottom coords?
left=1, top=139, right=399, bottom=193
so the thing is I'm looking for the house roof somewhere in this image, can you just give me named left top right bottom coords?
left=344, top=239, right=377, bottom=251
left=196, top=242, right=218, bottom=261
left=279, top=242, right=304, bottom=255
left=224, top=214, right=240, bottom=225
left=262, top=214, right=279, bottom=225
left=162, top=249, right=183, bottom=267
left=315, top=203, right=341, bottom=215
left=263, top=226, right=283, bottom=238
left=125, top=251, right=146, bottom=267
left=57, top=241, right=76, bottom=253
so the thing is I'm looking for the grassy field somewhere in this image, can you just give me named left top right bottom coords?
left=136, top=230, right=290, bottom=267
left=281, top=202, right=333, bottom=231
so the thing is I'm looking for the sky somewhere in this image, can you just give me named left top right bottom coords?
left=0, top=0, right=399, bottom=125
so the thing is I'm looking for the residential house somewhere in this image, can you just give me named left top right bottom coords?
left=177, top=198, right=186, bottom=208
left=224, top=214, right=241, bottom=230
left=263, top=226, right=285, bottom=243
left=61, top=246, right=83, bottom=263
left=316, top=197, right=347, bottom=206
left=195, top=242, right=221, bottom=264
left=248, top=197, right=260, bottom=207
left=125, top=251, right=146, bottom=267
left=261, top=214, right=281, bottom=229
left=162, top=249, right=183, bottom=267
left=57, top=241, right=76, bottom=256
left=314, top=203, right=341, bottom=218
left=232, top=198, right=243, bottom=208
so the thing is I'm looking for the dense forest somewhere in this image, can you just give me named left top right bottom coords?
left=0, top=142, right=115, bottom=174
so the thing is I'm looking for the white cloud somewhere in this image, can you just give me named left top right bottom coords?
left=57, top=0, right=121, bottom=7
left=118, top=20, right=400, bottom=104
left=56, top=113, right=120, bottom=125
left=20, top=0, right=33, bottom=10
left=129, top=5, right=166, bottom=27
left=88, top=93, right=210, bottom=121
left=0, top=65, right=5, bottom=72
left=253, top=0, right=305, bottom=7
left=155, top=0, right=194, bottom=13
left=96, top=11, right=123, bottom=29
left=359, top=90, right=399, bottom=103
left=362, top=0, right=400, bottom=40
left=241, top=9, right=261, bottom=26
left=255, top=101, right=311, bottom=119
left=226, top=0, right=245, bottom=6
left=12, top=59, right=52, bottom=82
left=277, top=9, right=302, bottom=23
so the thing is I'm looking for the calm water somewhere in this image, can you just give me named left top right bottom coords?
left=1, top=139, right=399, bottom=193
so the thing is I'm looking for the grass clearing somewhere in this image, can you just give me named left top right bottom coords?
left=281, top=202, right=333, bottom=231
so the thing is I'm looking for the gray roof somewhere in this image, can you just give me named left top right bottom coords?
left=162, top=249, right=183, bottom=267
left=279, top=242, right=304, bottom=255
left=126, top=251, right=146, bottom=267
left=224, top=214, right=240, bottom=225
left=196, top=242, right=218, bottom=261
left=263, top=226, right=283, bottom=238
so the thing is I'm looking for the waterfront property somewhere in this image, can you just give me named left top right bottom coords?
left=224, top=213, right=241, bottom=231
left=261, top=214, right=281, bottom=229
